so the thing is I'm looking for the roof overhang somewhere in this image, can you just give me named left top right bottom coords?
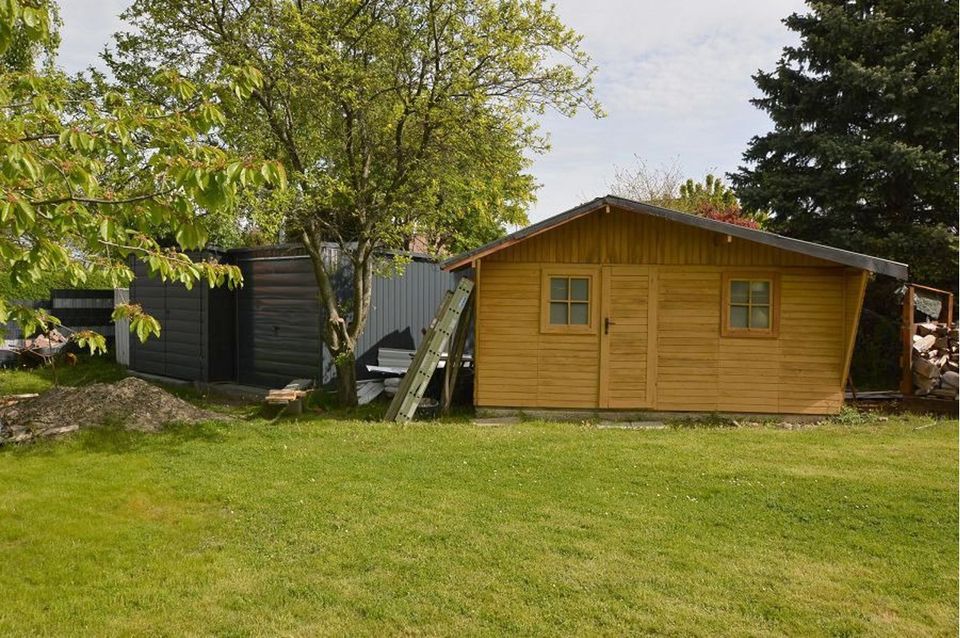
left=441, top=195, right=909, bottom=280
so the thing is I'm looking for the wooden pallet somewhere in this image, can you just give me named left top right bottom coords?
left=385, top=278, right=474, bottom=422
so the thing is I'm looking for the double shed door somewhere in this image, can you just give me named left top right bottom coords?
left=542, top=265, right=656, bottom=409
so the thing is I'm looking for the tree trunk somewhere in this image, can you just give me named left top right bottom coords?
left=334, top=349, right=358, bottom=407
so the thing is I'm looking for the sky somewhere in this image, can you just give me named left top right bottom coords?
left=56, top=0, right=806, bottom=223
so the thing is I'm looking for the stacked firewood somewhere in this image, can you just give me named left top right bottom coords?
left=911, top=322, right=959, bottom=399
left=265, top=388, right=310, bottom=405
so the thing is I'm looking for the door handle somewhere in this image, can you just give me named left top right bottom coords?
left=604, top=317, right=615, bottom=334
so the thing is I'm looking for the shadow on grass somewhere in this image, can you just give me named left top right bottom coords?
left=666, top=413, right=743, bottom=429
left=76, top=420, right=227, bottom=454
left=3, top=355, right=128, bottom=391
left=293, top=392, right=476, bottom=425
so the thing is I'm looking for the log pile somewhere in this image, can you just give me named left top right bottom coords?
left=911, top=321, right=959, bottom=399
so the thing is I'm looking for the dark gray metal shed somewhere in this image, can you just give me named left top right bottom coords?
left=127, top=243, right=454, bottom=387
left=128, top=252, right=236, bottom=382
left=231, top=245, right=322, bottom=388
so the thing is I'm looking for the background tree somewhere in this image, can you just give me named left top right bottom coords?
left=111, top=0, right=601, bottom=405
left=729, top=0, right=958, bottom=388
left=0, top=0, right=284, bottom=351
left=677, top=174, right=769, bottom=229
left=610, top=157, right=685, bottom=209
left=730, top=0, right=958, bottom=289
left=611, top=159, right=767, bottom=228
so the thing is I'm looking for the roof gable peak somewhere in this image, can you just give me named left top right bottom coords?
left=440, top=195, right=907, bottom=280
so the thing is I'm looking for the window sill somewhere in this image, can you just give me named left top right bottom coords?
left=540, top=324, right=598, bottom=336
left=720, top=328, right=779, bottom=339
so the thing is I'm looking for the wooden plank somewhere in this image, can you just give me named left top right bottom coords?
left=646, top=267, right=659, bottom=409
left=900, top=285, right=915, bottom=396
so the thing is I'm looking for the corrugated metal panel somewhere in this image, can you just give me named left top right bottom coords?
left=352, top=259, right=455, bottom=379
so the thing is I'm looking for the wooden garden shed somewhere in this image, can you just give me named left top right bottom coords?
left=442, top=195, right=908, bottom=415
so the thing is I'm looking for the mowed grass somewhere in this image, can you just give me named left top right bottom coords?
left=0, top=367, right=957, bottom=635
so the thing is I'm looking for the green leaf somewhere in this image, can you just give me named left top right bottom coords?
left=131, top=314, right=161, bottom=343
left=99, top=217, right=113, bottom=241
left=14, top=199, right=35, bottom=231
left=19, top=154, right=39, bottom=181
left=20, top=6, right=37, bottom=28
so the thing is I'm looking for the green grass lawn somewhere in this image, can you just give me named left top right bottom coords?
left=0, top=363, right=957, bottom=636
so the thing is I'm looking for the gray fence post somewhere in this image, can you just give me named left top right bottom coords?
left=114, top=288, right=129, bottom=366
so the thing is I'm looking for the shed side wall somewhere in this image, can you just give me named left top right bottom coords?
left=234, top=249, right=454, bottom=387
left=352, top=259, right=455, bottom=379
left=129, top=260, right=205, bottom=381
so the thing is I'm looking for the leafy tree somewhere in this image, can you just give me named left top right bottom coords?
left=110, top=0, right=601, bottom=404
left=678, top=174, right=736, bottom=212
left=730, top=0, right=959, bottom=291
left=677, top=174, right=768, bottom=229
left=611, top=160, right=767, bottom=227
left=0, top=0, right=285, bottom=351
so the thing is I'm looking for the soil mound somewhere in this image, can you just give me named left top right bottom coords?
left=0, top=377, right=224, bottom=443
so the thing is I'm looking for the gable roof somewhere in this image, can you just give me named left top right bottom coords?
left=440, top=195, right=909, bottom=279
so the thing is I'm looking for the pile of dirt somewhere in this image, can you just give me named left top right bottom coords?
left=0, top=377, right=225, bottom=443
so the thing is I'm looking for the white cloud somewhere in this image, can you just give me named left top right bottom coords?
left=528, top=0, right=806, bottom=221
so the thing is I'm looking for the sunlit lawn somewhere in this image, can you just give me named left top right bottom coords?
left=0, top=362, right=956, bottom=635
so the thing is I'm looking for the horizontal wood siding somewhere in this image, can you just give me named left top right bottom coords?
left=778, top=270, right=845, bottom=413
left=475, top=207, right=863, bottom=415
left=656, top=268, right=721, bottom=411
left=476, top=263, right=541, bottom=407
left=477, top=262, right=600, bottom=408
left=654, top=267, right=845, bottom=414
left=538, top=332, right=600, bottom=408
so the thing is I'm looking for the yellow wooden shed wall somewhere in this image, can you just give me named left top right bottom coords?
left=474, top=207, right=868, bottom=415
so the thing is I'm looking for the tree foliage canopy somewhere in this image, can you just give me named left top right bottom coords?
left=611, top=159, right=767, bottom=228
left=0, top=0, right=285, bottom=350
left=730, top=0, right=958, bottom=288
left=110, top=0, right=600, bottom=403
